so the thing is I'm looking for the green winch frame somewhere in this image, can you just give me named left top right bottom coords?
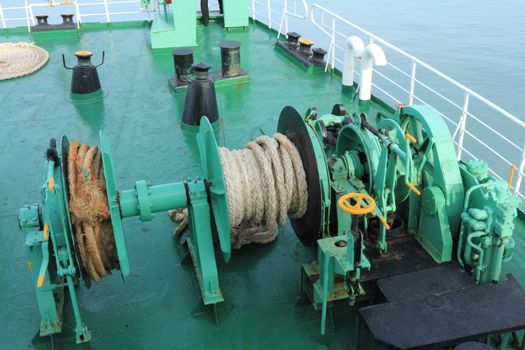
left=19, top=117, right=231, bottom=343
left=19, top=104, right=521, bottom=342
left=304, top=104, right=520, bottom=334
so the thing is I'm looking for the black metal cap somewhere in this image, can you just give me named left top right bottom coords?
left=61, top=13, right=74, bottom=24
left=312, top=47, right=327, bottom=64
left=75, top=50, right=93, bottom=59
left=287, top=32, right=300, bottom=41
left=299, top=39, right=314, bottom=55
left=193, top=62, right=211, bottom=80
left=286, top=32, right=301, bottom=47
left=220, top=41, right=240, bottom=50
left=172, top=47, right=193, bottom=56
left=35, top=15, right=49, bottom=26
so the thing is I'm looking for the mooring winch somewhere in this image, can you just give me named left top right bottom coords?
left=19, top=104, right=523, bottom=344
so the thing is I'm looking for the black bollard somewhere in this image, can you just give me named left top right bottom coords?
left=35, top=15, right=49, bottom=26
left=61, top=14, right=74, bottom=25
left=182, top=63, right=219, bottom=126
left=311, top=47, right=327, bottom=65
left=220, top=41, right=241, bottom=78
left=286, top=32, right=301, bottom=48
left=63, top=51, right=105, bottom=95
left=298, top=39, right=314, bottom=57
left=173, top=48, right=194, bottom=84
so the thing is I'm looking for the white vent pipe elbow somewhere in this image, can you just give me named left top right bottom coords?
left=358, top=43, right=387, bottom=101
left=342, top=36, right=365, bottom=87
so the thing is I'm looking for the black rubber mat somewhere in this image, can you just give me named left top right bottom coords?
left=361, top=235, right=435, bottom=282
left=377, top=264, right=475, bottom=303
left=360, top=274, right=525, bottom=349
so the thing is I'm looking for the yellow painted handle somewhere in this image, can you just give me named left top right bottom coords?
left=405, top=133, right=417, bottom=143
left=48, top=177, right=54, bottom=191
left=338, top=193, right=376, bottom=215
left=37, top=274, right=45, bottom=288
left=508, top=164, right=516, bottom=191
left=378, top=215, right=391, bottom=230
left=406, top=181, right=421, bottom=196
left=43, top=224, right=49, bottom=241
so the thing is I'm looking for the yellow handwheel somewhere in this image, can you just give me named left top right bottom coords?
left=338, top=193, right=376, bottom=215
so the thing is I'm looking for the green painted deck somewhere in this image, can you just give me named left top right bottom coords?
left=1, top=19, right=524, bottom=349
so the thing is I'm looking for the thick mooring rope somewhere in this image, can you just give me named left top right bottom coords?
left=170, top=133, right=308, bottom=248
left=68, top=141, right=119, bottom=281
left=0, top=42, right=49, bottom=80
left=171, top=133, right=308, bottom=248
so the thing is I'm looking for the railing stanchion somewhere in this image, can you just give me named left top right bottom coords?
left=408, top=61, right=416, bottom=105
left=0, top=3, right=7, bottom=29
left=75, top=1, right=82, bottom=29
left=267, top=0, right=272, bottom=29
left=251, top=0, right=256, bottom=21
left=284, top=0, right=288, bottom=34
left=330, top=18, right=335, bottom=70
left=24, top=0, right=31, bottom=33
left=514, top=143, right=525, bottom=195
left=103, top=0, right=110, bottom=23
left=456, top=92, right=470, bottom=161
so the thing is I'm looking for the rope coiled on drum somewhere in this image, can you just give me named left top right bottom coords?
left=218, top=133, right=308, bottom=249
left=68, top=141, right=119, bottom=282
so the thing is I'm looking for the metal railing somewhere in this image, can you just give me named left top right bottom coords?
left=0, top=0, right=149, bottom=29
left=1, top=0, right=524, bottom=201
left=249, top=0, right=525, bottom=202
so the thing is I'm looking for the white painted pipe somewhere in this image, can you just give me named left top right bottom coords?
left=342, top=36, right=364, bottom=87
left=359, top=43, right=387, bottom=101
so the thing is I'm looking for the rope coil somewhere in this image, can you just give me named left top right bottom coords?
left=218, top=133, right=308, bottom=249
left=68, top=141, right=119, bottom=282
left=0, top=42, right=49, bottom=80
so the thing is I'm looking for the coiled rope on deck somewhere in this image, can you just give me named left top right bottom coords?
left=68, top=141, right=119, bottom=281
left=0, top=42, right=49, bottom=80
left=171, top=133, right=308, bottom=249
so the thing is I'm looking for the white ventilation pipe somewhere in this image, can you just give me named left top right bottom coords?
left=342, top=36, right=365, bottom=87
left=359, top=43, right=387, bottom=101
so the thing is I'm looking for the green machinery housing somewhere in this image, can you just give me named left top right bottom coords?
left=145, top=0, right=249, bottom=49
left=19, top=99, right=521, bottom=343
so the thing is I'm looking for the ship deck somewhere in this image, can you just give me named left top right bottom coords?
left=1, top=19, right=525, bottom=349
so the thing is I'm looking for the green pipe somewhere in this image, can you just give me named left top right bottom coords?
left=464, top=230, right=485, bottom=283
left=119, top=181, right=187, bottom=220
left=457, top=182, right=494, bottom=267
left=320, top=252, right=330, bottom=335
left=490, top=242, right=505, bottom=282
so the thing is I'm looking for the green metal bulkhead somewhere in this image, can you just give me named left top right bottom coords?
left=150, top=0, right=197, bottom=50
left=223, top=0, right=249, bottom=28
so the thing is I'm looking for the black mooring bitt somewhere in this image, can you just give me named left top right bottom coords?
left=220, top=41, right=241, bottom=78
left=182, top=63, right=219, bottom=126
left=63, top=51, right=105, bottom=95
left=173, top=48, right=194, bottom=84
